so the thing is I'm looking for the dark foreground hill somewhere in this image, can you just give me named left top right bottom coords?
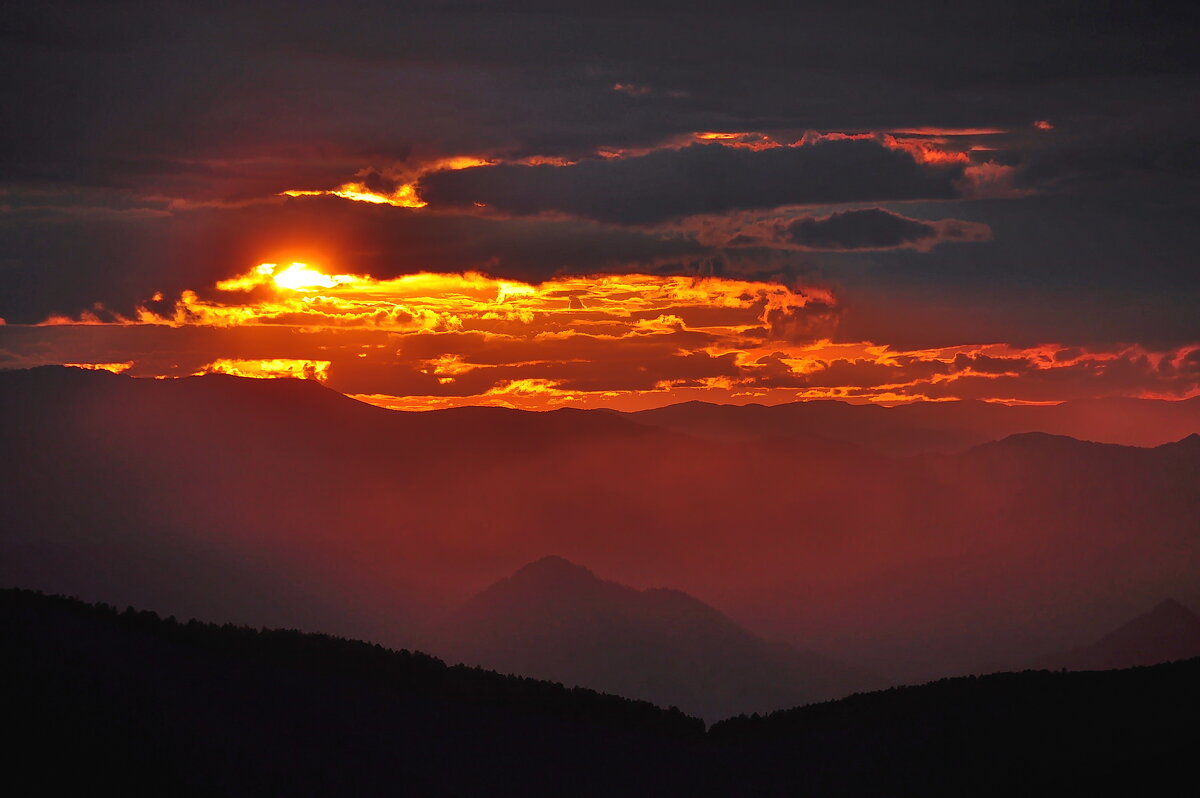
left=5, top=589, right=1199, bottom=797
left=432, top=556, right=874, bottom=721
left=707, top=661, right=1200, bottom=797
left=2, top=588, right=701, bottom=797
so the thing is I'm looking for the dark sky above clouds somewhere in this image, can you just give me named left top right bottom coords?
left=1, top=1, right=1198, bottom=406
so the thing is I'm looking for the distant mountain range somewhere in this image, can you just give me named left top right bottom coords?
left=6, top=588, right=1198, bottom=797
left=622, top=394, right=1200, bottom=454
left=429, top=556, right=874, bottom=720
left=2, top=366, right=1199, bottom=683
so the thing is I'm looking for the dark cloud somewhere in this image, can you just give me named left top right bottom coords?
left=1, top=1, right=1197, bottom=351
left=783, top=209, right=935, bottom=250
left=5, top=3, right=1195, bottom=171
left=355, top=169, right=403, bottom=196
left=681, top=207, right=992, bottom=254
left=764, top=300, right=842, bottom=343
left=419, top=140, right=961, bottom=224
left=0, top=198, right=707, bottom=323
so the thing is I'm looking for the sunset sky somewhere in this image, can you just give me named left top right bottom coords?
left=2, top=1, right=1198, bottom=409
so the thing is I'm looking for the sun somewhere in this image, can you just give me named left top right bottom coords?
left=214, top=262, right=358, bottom=293
left=269, top=262, right=345, bottom=291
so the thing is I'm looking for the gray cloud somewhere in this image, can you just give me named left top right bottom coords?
left=1, top=0, right=1197, bottom=348
left=419, top=140, right=962, bottom=224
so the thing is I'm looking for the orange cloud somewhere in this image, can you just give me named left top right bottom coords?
left=196, top=358, right=331, bottom=381
left=62, top=362, right=134, bottom=374
left=279, top=156, right=492, bottom=207
left=284, top=127, right=986, bottom=215
left=10, top=264, right=1198, bottom=410
left=795, top=130, right=973, bottom=166
left=113, top=263, right=837, bottom=340
left=690, top=131, right=782, bottom=151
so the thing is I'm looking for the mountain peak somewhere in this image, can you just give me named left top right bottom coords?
left=1094, top=597, right=1200, bottom=657
left=1162, top=433, right=1200, bottom=451
left=1041, top=597, right=1200, bottom=671
left=1143, top=597, right=1198, bottom=622
left=510, top=555, right=598, bottom=585
left=439, top=557, right=870, bottom=721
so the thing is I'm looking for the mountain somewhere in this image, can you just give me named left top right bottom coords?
left=626, top=395, right=1200, bottom=454
left=1, top=587, right=701, bottom=797
left=5, top=587, right=1198, bottom=797
left=707, top=660, right=1200, bottom=798
left=0, top=366, right=675, bottom=641
left=1039, top=598, right=1200, bottom=671
left=430, top=556, right=874, bottom=721
left=2, top=366, right=1199, bottom=684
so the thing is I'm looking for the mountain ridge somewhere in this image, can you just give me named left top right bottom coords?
left=5, top=366, right=1199, bottom=452
left=6, top=586, right=1199, bottom=797
left=430, top=556, right=875, bottom=721
left=3, top=366, right=1199, bottom=685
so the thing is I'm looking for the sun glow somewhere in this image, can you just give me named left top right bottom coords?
left=217, top=263, right=357, bottom=292
left=280, top=184, right=427, bottom=208
left=196, top=358, right=331, bottom=381
left=270, top=263, right=352, bottom=291
left=25, top=264, right=1200, bottom=410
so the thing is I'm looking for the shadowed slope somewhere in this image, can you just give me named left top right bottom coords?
left=1, top=587, right=702, bottom=797
left=5, top=588, right=1199, bottom=798
left=708, top=661, right=1200, bottom=797
left=1040, top=598, right=1200, bottom=670
left=432, top=556, right=874, bottom=721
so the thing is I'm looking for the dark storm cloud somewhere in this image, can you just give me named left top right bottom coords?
left=419, top=140, right=961, bottom=224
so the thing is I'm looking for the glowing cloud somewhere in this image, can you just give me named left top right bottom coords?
left=63, top=362, right=134, bottom=374
left=128, top=263, right=839, bottom=340
left=13, top=265, right=1199, bottom=411
left=196, top=358, right=331, bottom=381
left=279, top=157, right=493, bottom=207
left=217, top=262, right=360, bottom=292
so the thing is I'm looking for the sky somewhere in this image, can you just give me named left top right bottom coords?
left=2, top=1, right=1198, bottom=409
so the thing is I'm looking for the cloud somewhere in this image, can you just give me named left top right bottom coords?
left=3, top=263, right=1196, bottom=409
left=718, top=208, right=992, bottom=251
left=786, top=210, right=936, bottom=249
left=5, top=2, right=1195, bottom=198
left=0, top=197, right=709, bottom=323
left=2, top=0, right=1198, bottom=376
left=418, top=139, right=963, bottom=224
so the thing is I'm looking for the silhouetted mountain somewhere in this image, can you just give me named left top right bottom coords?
left=627, top=395, right=1200, bottom=454
left=5, top=588, right=1198, bottom=797
left=707, top=661, right=1200, bottom=797
left=1039, top=598, right=1200, bottom=671
left=431, top=556, right=873, bottom=720
left=2, top=587, right=701, bottom=797
left=2, top=367, right=1199, bottom=685
left=0, top=367, right=672, bottom=641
